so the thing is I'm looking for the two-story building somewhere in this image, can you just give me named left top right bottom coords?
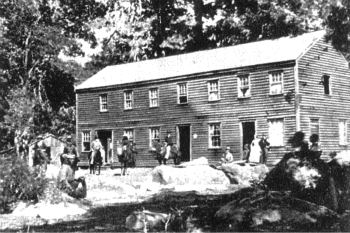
left=75, top=30, right=350, bottom=167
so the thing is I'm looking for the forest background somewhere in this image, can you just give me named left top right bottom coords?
left=0, top=0, right=350, bottom=150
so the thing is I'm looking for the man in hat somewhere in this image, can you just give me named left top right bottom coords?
left=61, top=135, right=79, bottom=171
left=221, top=146, right=234, bottom=163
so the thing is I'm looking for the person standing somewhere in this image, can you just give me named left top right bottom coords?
left=248, top=135, right=262, bottom=163
left=259, top=135, right=270, bottom=164
left=107, top=138, right=113, bottom=164
left=62, top=135, right=79, bottom=171
left=164, top=130, right=173, bottom=162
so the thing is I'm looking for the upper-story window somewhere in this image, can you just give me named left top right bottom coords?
left=149, top=88, right=159, bottom=107
left=82, top=131, right=91, bottom=152
left=149, top=127, right=160, bottom=147
left=123, top=129, right=134, bottom=143
left=209, top=123, right=221, bottom=148
left=208, top=80, right=220, bottom=101
left=268, top=118, right=284, bottom=146
left=124, top=90, right=134, bottom=110
left=237, top=74, right=251, bottom=98
left=269, top=71, right=283, bottom=95
left=177, top=83, right=188, bottom=104
left=339, top=120, right=348, bottom=145
left=321, top=75, right=331, bottom=95
left=99, top=94, right=108, bottom=112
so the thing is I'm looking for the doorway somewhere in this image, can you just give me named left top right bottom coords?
left=242, top=122, right=255, bottom=150
left=178, top=125, right=191, bottom=162
left=97, top=130, right=112, bottom=164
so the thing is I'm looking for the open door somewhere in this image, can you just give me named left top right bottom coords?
left=97, top=130, right=112, bottom=164
left=178, top=125, right=191, bottom=162
left=242, top=121, right=255, bottom=151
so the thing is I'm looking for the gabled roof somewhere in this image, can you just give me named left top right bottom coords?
left=76, top=30, right=325, bottom=91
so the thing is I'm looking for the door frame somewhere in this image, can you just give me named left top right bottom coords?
left=96, top=129, right=114, bottom=163
left=240, top=120, right=257, bottom=157
left=176, top=124, right=192, bottom=161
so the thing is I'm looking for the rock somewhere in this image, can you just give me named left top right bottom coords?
left=214, top=188, right=339, bottom=232
left=125, top=210, right=169, bottom=232
left=220, top=163, right=269, bottom=185
left=151, top=164, right=230, bottom=186
left=177, top=157, right=209, bottom=167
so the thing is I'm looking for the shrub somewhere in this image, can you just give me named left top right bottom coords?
left=0, top=153, right=47, bottom=213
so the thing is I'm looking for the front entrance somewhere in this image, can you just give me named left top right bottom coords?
left=242, top=121, right=255, bottom=150
left=97, top=130, right=113, bottom=164
left=178, top=125, right=191, bottom=162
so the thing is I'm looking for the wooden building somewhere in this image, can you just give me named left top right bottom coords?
left=75, top=31, right=350, bottom=166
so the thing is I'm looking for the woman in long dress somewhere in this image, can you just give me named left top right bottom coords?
left=249, top=136, right=262, bottom=163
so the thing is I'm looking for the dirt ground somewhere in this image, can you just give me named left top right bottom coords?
left=0, top=165, right=241, bottom=232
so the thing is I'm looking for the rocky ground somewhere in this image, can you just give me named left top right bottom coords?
left=0, top=157, right=349, bottom=232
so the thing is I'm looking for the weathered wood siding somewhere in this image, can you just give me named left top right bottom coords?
left=298, top=37, right=350, bottom=159
left=77, top=61, right=297, bottom=167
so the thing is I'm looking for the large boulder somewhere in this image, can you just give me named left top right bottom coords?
left=220, top=162, right=269, bottom=185
left=151, top=161, right=230, bottom=187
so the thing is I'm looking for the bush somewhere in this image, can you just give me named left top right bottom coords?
left=0, top=153, right=47, bottom=214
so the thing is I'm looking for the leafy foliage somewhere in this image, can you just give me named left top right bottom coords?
left=0, top=154, right=47, bottom=214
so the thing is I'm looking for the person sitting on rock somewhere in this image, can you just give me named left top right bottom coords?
left=221, top=146, right=234, bottom=164
left=57, top=153, right=86, bottom=199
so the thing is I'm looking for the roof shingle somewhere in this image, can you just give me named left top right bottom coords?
left=76, top=30, right=324, bottom=90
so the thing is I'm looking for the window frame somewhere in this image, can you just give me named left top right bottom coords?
left=123, top=128, right=135, bottom=143
left=99, top=94, right=108, bottom=112
left=149, top=127, right=161, bottom=147
left=322, top=74, right=332, bottom=95
left=124, top=90, right=134, bottom=110
left=208, top=122, right=221, bottom=149
left=339, top=119, right=348, bottom=146
left=268, top=118, right=285, bottom=147
left=149, top=88, right=159, bottom=108
left=177, top=82, right=188, bottom=104
left=207, top=79, right=220, bottom=101
left=82, top=131, right=91, bottom=152
left=269, top=71, right=284, bottom=96
left=237, top=74, right=251, bottom=98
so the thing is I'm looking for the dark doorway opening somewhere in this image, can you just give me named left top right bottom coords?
left=242, top=122, right=255, bottom=150
left=178, top=125, right=191, bottom=162
left=97, top=130, right=112, bottom=164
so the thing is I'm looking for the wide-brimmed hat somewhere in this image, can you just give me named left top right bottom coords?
left=288, top=131, right=305, bottom=147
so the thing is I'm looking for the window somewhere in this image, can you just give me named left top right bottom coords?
left=310, top=118, right=320, bottom=136
left=149, top=88, right=159, bottom=107
left=268, top=118, right=284, bottom=146
left=82, top=131, right=91, bottom=151
left=209, top=123, right=221, bottom=148
left=339, top=120, right=348, bottom=145
left=321, top=75, right=331, bottom=95
left=149, top=127, right=160, bottom=147
left=208, top=80, right=220, bottom=101
left=123, top=129, right=134, bottom=143
left=237, top=74, right=251, bottom=98
left=178, top=83, right=188, bottom=104
left=269, top=71, right=283, bottom=95
left=99, top=94, right=108, bottom=112
left=124, top=90, right=133, bottom=110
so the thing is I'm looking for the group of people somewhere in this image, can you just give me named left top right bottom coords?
left=151, top=131, right=181, bottom=165
left=220, top=135, right=271, bottom=165
left=221, top=133, right=321, bottom=165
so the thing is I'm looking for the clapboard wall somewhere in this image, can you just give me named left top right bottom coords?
left=76, top=60, right=297, bottom=167
left=298, top=37, right=350, bottom=159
